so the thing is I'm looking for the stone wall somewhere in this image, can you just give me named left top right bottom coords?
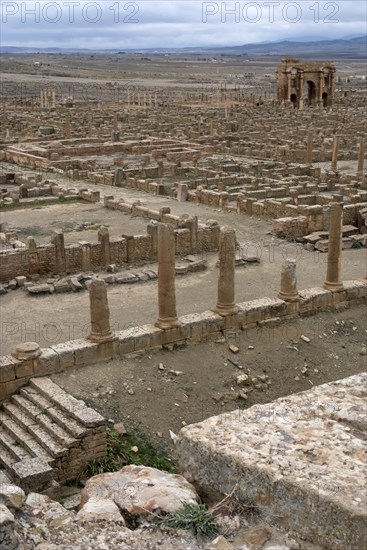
left=1, top=279, right=365, bottom=403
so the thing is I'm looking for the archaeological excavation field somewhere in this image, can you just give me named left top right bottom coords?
left=0, top=52, right=366, bottom=550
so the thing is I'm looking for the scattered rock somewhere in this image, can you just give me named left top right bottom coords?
left=114, top=422, right=127, bottom=435
left=0, top=284, right=8, bottom=295
left=28, top=284, right=53, bottom=295
left=300, top=335, right=310, bottom=343
left=229, top=344, right=239, bottom=354
left=70, top=277, right=83, bottom=291
left=0, top=484, right=25, bottom=509
left=76, top=498, right=126, bottom=523
left=7, top=279, right=18, bottom=290
left=116, top=273, right=139, bottom=284
left=79, top=465, right=199, bottom=517
left=208, top=535, right=234, bottom=549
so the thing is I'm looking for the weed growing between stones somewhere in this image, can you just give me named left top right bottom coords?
left=157, top=502, right=219, bottom=538
left=82, top=428, right=176, bottom=479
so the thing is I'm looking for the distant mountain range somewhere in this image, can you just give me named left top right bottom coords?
left=1, top=36, right=366, bottom=59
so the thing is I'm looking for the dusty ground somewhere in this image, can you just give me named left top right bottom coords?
left=52, top=303, right=367, bottom=457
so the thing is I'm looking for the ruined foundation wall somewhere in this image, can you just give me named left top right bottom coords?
left=1, top=279, right=365, bottom=403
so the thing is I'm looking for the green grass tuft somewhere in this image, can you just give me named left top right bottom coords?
left=157, top=502, right=218, bottom=538
left=82, top=428, right=176, bottom=479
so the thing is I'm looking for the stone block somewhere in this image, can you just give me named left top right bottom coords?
left=299, top=287, right=333, bottom=314
left=12, top=458, right=53, bottom=493
left=0, top=356, right=18, bottom=383
left=34, top=348, right=61, bottom=376
left=50, top=342, right=75, bottom=369
left=180, top=313, right=205, bottom=341
left=117, top=330, right=136, bottom=355
left=196, top=311, right=224, bottom=334
left=176, top=373, right=367, bottom=550
left=128, top=325, right=162, bottom=351
left=343, top=280, right=367, bottom=301
left=14, top=360, right=34, bottom=379
left=160, top=324, right=191, bottom=345
left=71, top=340, right=99, bottom=366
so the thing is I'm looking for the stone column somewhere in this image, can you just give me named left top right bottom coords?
left=298, top=71, right=304, bottom=110
left=27, top=237, right=39, bottom=274
left=212, top=227, right=237, bottom=316
left=306, top=130, right=313, bottom=164
left=330, top=70, right=335, bottom=104
left=155, top=224, right=179, bottom=329
left=98, top=226, right=110, bottom=266
left=51, top=230, right=66, bottom=272
left=324, top=203, right=343, bottom=291
left=177, top=183, right=188, bottom=202
left=278, top=259, right=299, bottom=301
left=318, top=71, right=324, bottom=104
left=87, top=279, right=115, bottom=342
left=331, top=136, right=339, bottom=172
left=357, top=138, right=365, bottom=178
left=286, top=72, right=291, bottom=102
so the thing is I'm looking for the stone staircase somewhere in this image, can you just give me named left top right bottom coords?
left=0, top=377, right=106, bottom=492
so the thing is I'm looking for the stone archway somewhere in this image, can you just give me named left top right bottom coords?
left=276, top=58, right=336, bottom=108
left=304, top=80, right=317, bottom=106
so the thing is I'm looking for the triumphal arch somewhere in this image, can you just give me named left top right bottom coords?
left=276, top=58, right=336, bottom=109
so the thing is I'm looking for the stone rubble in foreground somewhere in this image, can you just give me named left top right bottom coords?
left=177, top=372, right=367, bottom=550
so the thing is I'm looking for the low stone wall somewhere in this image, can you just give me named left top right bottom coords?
left=1, top=279, right=365, bottom=403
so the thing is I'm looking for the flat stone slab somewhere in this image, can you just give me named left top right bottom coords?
left=177, top=372, right=367, bottom=550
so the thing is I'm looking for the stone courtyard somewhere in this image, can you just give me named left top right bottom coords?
left=0, top=51, right=366, bottom=549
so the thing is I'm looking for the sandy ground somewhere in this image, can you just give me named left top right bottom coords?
left=52, top=303, right=367, bottom=457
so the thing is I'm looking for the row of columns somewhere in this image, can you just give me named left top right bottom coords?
left=305, top=133, right=365, bottom=179
left=87, top=205, right=347, bottom=342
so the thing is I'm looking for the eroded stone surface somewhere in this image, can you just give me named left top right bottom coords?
left=177, top=372, right=367, bottom=550
left=80, top=465, right=199, bottom=516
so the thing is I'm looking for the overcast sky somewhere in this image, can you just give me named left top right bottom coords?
left=1, top=0, right=366, bottom=49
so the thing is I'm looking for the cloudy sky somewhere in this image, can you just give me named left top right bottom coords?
left=1, top=0, right=366, bottom=49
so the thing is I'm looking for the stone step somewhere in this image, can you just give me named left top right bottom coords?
left=2, top=403, right=68, bottom=458
left=30, top=377, right=105, bottom=428
left=11, top=394, right=78, bottom=448
left=0, top=412, right=55, bottom=465
left=0, top=425, right=32, bottom=463
left=0, top=444, right=17, bottom=476
left=20, top=387, right=88, bottom=438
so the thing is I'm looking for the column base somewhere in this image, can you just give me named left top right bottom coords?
left=155, top=317, right=180, bottom=330
left=87, top=331, right=116, bottom=343
left=323, top=281, right=344, bottom=291
left=278, top=292, right=300, bottom=303
left=212, top=304, right=238, bottom=317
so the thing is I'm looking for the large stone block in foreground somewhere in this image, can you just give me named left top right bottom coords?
left=177, top=372, right=367, bottom=550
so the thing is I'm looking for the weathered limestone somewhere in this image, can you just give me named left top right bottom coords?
left=357, top=138, right=365, bottom=178
left=98, top=226, right=110, bottom=266
left=331, top=135, right=340, bottom=172
left=12, top=342, right=41, bottom=361
left=87, top=279, right=115, bottom=343
left=155, top=224, right=179, bottom=329
left=51, top=231, right=66, bottom=272
left=324, top=203, right=344, bottom=291
left=306, top=130, right=313, bottom=164
left=278, top=259, right=299, bottom=302
left=0, top=377, right=106, bottom=491
left=176, top=372, right=367, bottom=550
left=212, top=227, right=237, bottom=316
